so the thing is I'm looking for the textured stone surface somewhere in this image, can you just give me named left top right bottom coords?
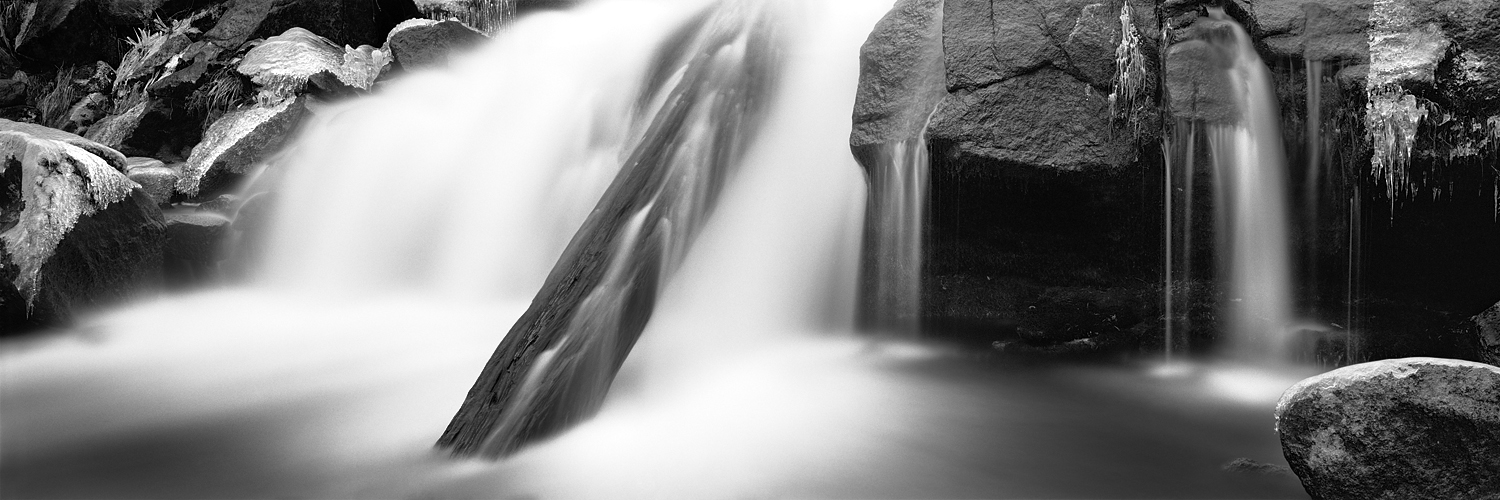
left=179, top=96, right=307, bottom=197
left=1276, top=357, right=1500, bottom=500
left=928, top=67, right=1121, bottom=171
left=1163, top=39, right=1237, bottom=123
left=127, top=165, right=180, bottom=205
left=850, top=0, right=946, bottom=149
left=387, top=18, right=488, bottom=70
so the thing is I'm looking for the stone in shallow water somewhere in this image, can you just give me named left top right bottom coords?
left=1275, top=357, right=1500, bottom=500
left=127, top=165, right=179, bottom=205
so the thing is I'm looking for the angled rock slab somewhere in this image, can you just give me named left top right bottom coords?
left=1276, top=357, right=1500, bottom=500
left=178, top=96, right=308, bottom=198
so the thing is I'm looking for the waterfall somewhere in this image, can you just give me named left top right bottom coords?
left=858, top=131, right=929, bottom=333
left=1168, top=9, right=1296, bottom=363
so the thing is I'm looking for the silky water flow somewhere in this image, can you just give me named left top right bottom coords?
left=1, top=1, right=1313, bottom=498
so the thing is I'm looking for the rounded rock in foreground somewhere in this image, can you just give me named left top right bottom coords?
left=1275, top=357, right=1500, bottom=500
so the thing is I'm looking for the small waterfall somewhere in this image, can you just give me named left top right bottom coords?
left=858, top=131, right=928, bottom=333
left=1168, top=9, right=1296, bottom=363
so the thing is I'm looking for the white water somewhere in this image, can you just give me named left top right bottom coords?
left=1202, top=10, right=1297, bottom=363
left=2, top=1, right=1311, bottom=498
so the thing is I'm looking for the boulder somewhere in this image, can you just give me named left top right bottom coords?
left=849, top=0, right=946, bottom=151
left=237, top=28, right=390, bottom=100
left=127, top=165, right=180, bottom=205
left=0, top=120, right=164, bottom=333
left=386, top=18, right=488, bottom=70
left=1475, top=301, right=1500, bottom=366
left=1275, top=357, right=1500, bottom=500
left=178, top=95, right=307, bottom=198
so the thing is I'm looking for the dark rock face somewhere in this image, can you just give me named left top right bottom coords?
left=1275, top=358, right=1500, bottom=500
left=931, top=0, right=1158, bottom=171
left=386, top=19, right=488, bottom=70
left=0, top=120, right=164, bottom=334
left=1476, top=302, right=1500, bottom=366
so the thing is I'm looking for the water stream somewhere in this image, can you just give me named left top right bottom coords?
left=1, top=1, right=1313, bottom=498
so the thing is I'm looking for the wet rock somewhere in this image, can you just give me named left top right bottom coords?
left=1475, top=301, right=1500, bottom=366
left=850, top=0, right=945, bottom=151
left=1163, top=39, right=1238, bottom=123
left=163, top=211, right=230, bottom=287
left=127, top=165, right=180, bottom=206
left=386, top=19, right=487, bottom=70
left=1275, top=357, right=1500, bottom=500
left=179, top=96, right=307, bottom=198
left=0, top=120, right=164, bottom=333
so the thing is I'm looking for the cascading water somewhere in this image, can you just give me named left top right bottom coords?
left=1, top=1, right=1312, bottom=498
left=418, top=0, right=518, bottom=33
left=1168, top=9, right=1296, bottom=364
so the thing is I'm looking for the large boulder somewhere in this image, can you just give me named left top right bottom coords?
left=0, top=120, right=164, bottom=334
left=849, top=0, right=946, bottom=152
left=385, top=18, right=488, bottom=71
left=931, top=0, right=1158, bottom=172
left=1275, top=357, right=1500, bottom=500
left=178, top=95, right=307, bottom=198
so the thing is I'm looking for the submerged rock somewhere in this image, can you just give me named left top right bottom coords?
left=386, top=19, right=488, bottom=70
left=127, top=164, right=180, bottom=205
left=179, top=96, right=307, bottom=198
left=1275, top=357, right=1500, bottom=500
left=0, top=120, right=164, bottom=332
